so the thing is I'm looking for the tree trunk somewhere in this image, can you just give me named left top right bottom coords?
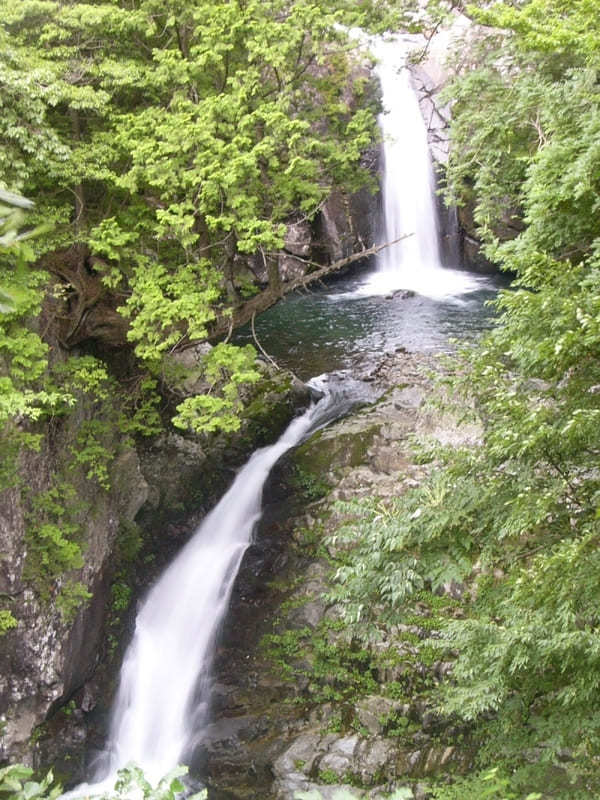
left=69, top=109, right=86, bottom=237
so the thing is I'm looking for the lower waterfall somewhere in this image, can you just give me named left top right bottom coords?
left=65, top=377, right=370, bottom=797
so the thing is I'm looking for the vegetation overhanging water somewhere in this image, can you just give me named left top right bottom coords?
left=5, top=1, right=600, bottom=798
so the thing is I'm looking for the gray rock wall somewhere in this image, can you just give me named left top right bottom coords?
left=0, top=425, right=148, bottom=764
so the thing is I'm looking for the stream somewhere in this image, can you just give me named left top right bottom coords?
left=64, top=35, right=501, bottom=799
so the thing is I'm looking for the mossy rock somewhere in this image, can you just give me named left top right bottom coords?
left=293, top=424, right=381, bottom=478
left=240, top=373, right=297, bottom=446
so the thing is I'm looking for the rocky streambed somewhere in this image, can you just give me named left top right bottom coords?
left=200, top=350, right=482, bottom=799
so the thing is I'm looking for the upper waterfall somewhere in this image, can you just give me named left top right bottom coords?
left=359, top=37, right=485, bottom=299
left=377, top=40, right=442, bottom=272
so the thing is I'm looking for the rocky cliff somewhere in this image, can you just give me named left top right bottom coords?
left=0, top=398, right=148, bottom=765
left=407, top=19, right=495, bottom=272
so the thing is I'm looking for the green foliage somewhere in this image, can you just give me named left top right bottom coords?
left=446, top=0, right=600, bottom=267
left=104, top=765, right=206, bottom=800
left=295, top=789, right=414, bottom=800
left=23, top=476, right=97, bottom=620
left=326, top=490, right=476, bottom=627
left=110, top=581, right=132, bottom=612
left=436, top=10, right=600, bottom=781
left=0, top=0, right=457, bottom=461
left=0, top=0, right=451, bottom=467
left=0, top=234, right=63, bottom=427
left=261, top=617, right=378, bottom=706
left=104, top=520, right=143, bottom=654
left=53, top=356, right=112, bottom=402
left=115, top=519, right=143, bottom=564
left=0, top=0, right=409, bottom=441
left=429, top=768, right=541, bottom=800
left=121, top=260, right=222, bottom=363
left=172, top=343, right=260, bottom=433
left=0, top=190, right=35, bottom=313
left=326, top=2, right=600, bottom=796
left=0, top=763, right=207, bottom=800
left=33, top=522, right=83, bottom=574
left=329, top=364, right=600, bottom=792
left=25, top=482, right=84, bottom=591
left=55, top=581, right=92, bottom=623
left=0, top=190, right=73, bottom=456
left=289, top=464, right=331, bottom=503
left=0, top=609, right=17, bottom=635
left=117, top=376, right=163, bottom=438
left=317, top=768, right=341, bottom=785
left=0, top=764, right=61, bottom=800
left=69, top=419, right=114, bottom=490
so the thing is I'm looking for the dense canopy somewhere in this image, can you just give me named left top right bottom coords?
left=0, top=0, right=412, bottom=435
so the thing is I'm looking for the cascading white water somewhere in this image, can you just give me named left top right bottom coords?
left=64, top=377, right=370, bottom=798
left=359, top=37, right=484, bottom=299
left=377, top=42, right=441, bottom=273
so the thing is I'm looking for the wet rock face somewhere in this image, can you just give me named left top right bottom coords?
left=268, top=154, right=380, bottom=288
left=313, top=175, right=380, bottom=267
left=0, top=439, right=148, bottom=766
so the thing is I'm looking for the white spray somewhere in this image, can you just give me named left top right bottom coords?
left=361, top=37, right=484, bottom=299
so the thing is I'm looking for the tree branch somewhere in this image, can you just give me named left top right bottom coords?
left=208, top=234, right=411, bottom=340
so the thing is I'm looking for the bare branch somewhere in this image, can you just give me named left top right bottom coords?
left=207, top=234, right=412, bottom=341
